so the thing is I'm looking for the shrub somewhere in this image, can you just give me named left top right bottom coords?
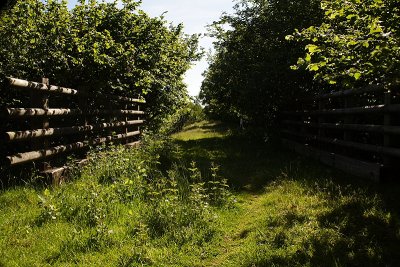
left=35, top=133, right=232, bottom=264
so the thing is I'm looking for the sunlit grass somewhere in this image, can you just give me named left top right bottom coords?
left=1, top=121, right=399, bottom=266
left=171, top=121, right=230, bottom=141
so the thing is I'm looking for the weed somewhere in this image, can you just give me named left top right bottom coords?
left=1, top=121, right=399, bottom=266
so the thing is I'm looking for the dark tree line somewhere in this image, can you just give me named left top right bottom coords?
left=0, top=0, right=17, bottom=11
left=200, top=0, right=323, bottom=126
left=200, top=0, right=400, bottom=127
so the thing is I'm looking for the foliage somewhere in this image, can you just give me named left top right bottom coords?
left=200, top=0, right=323, bottom=126
left=1, top=122, right=400, bottom=266
left=0, top=0, right=17, bottom=11
left=159, top=96, right=205, bottom=135
left=288, top=0, right=400, bottom=88
left=0, top=0, right=200, bottom=129
left=233, top=177, right=400, bottom=267
left=171, top=121, right=400, bottom=266
left=0, top=133, right=232, bottom=266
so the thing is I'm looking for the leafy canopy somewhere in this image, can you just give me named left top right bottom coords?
left=288, top=0, right=400, bottom=87
left=0, top=0, right=200, bottom=129
left=200, top=0, right=323, bottom=125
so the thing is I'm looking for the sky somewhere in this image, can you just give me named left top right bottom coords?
left=67, top=0, right=235, bottom=96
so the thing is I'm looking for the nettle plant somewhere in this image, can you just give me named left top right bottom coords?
left=142, top=161, right=231, bottom=242
left=36, top=137, right=234, bottom=252
left=287, top=0, right=400, bottom=87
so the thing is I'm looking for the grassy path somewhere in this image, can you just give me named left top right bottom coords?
left=172, top=121, right=400, bottom=267
left=207, top=193, right=266, bottom=266
left=0, top=121, right=399, bottom=266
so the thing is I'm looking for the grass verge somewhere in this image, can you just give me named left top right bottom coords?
left=0, top=121, right=399, bottom=266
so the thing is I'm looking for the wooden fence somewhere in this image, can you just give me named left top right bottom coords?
left=281, top=84, right=400, bottom=181
left=1, top=77, right=145, bottom=174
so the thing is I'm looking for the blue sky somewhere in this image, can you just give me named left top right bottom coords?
left=67, top=0, right=235, bottom=96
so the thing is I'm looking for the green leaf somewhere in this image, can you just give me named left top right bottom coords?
left=329, top=12, right=338, bottom=19
left=369, top=22, right=383, bottom=34
left=44, top=189, right=50, bottom=196
left=306, top=44, right=320, bottom=53
left=346, top=14, right=357, bottom=20
left=285, top=35, right=293, bottom=41
left=354, top=72, right=361, bottom=80
left=297, top=57, right=306, bottom=65
left=348, top=40, right=357, bottom=46
left=308, top=64, right=319, bottom=71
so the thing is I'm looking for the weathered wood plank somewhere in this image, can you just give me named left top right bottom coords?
left=8, top=77, right=78, bottom=95
left=282, top=130, right=400, bottom=158
left=7, top=77, right=146, bottom=104
left=311, top=84, right=386, bottom=100
left=6, top=108, right=145, bottom=117
left=282, top=104, right=400, bottom=116
left=6, top=131, right=140, bottom=165
left=282, top=120, right=400, bottom=135
left=282, top=138, right=381, bottom=181
left=5, top=120, right=144, bottom=141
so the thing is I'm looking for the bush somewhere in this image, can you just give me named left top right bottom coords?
left=159, top=97, right=205, bottom=134
left=289, top=0, right=400, bottom=87
left=0, top=0, right=200, bottom=130
left=35, top=134, right=232, bottom=265
left=200, top=0, right=323, bottom=126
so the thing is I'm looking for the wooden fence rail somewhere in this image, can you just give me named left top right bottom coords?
left=281, top=83, right=400, bottom=181
left=1, top=77, right=145, bottom=171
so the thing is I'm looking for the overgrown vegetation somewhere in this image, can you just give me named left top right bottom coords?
left=174, top=122, right=400, bottom=266
left=160, top=96, right=206, bottom=135
left=200, top=0, right=400, bottom=126
left=1, top=0, right=400, bottom=265
left=288, top=0, right=400, bottom=87
left=0, top=0, right=200, bottom=129
left=0, top=132, right=233, bottom=266
left=2, top=122, right=399, bottom=266
left=200, top=0, right=323, bottom=125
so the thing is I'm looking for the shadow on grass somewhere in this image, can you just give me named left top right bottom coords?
left=311, top=200, right=400, bottom=266
left=174, top=134, right=296, bottom=192
left=173, top=122, right=400, bottom=266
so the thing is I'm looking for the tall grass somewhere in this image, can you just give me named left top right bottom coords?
left=1, top=122, right=399, bottom=266
left=0, top=134, right=233, bottom=266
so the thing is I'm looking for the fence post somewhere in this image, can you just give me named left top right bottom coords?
left=137, top=102, right=141, bottom=139
left=383, top=90, right=392, bottom=165
left=78, top=87, right=88, bottom=149
left=107, top=99, right=114, bottom=142
left=343, top=96, right=354, bottom=157
left=299, top=102, right=307, bottom=145
left=42, top=78, right=50, bottom=152
left=318, top=99, right=325, bottom=150
left=30, top=78, right=50, bottom=170
left=125, top=102, right=128, bottom=144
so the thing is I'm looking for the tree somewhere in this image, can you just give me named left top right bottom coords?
left=0, top=0, right=200, bottom=129
left=288, top=0, right=400, bottom=88
left=0, top=0, right=17, bottom=11
left=200, top=0, right=323, bottom=126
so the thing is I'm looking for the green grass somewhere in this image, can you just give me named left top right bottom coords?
left=1, top=120, right=400, bottom=266
left=171, top=121, right=230, bottom=141
left=174, top=121, right=400, bottom=266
